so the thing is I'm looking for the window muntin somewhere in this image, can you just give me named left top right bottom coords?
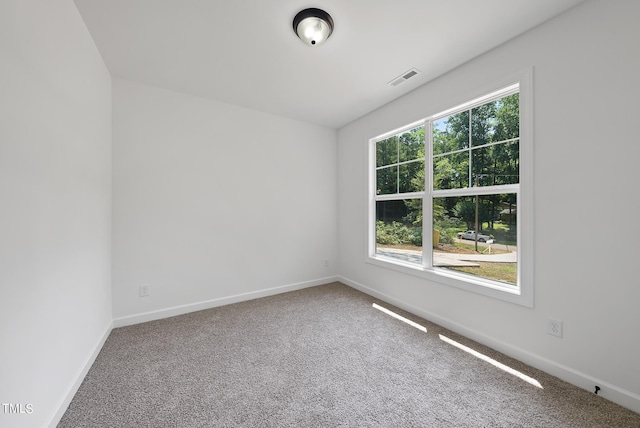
left=370, top=81, right=527, bottom=304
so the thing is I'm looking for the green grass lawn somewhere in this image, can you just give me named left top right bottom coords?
left=436, top=242, right=516, bottom=284
left=488, top=222, right=517, bottom=246
left=446, top=262, right=517, bottom=285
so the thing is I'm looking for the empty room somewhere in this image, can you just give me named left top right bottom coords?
left=1, top=0, right=639, bottom=427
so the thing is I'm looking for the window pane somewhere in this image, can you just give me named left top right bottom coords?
left=399, top=126, right=424, bottom=162
left=399, top=160, right=425, bottom=193
left=471, top=94, right=520, bottom=146
left=472, top=141, right=519, bottom=187
left=432, top=110, right=469, bottom=155
left=376, top=166, right=397, bottom=195
left=433, top=152, right=469, bottom=190
left=376, top=199, right=422, bottom=265
left=376, top=136, right=398, bottom=167
left=495, top=93, right=520, bottom=141
left=471, top=100, right=498, bottom=147
left=433, top=194, right=517, bottom=285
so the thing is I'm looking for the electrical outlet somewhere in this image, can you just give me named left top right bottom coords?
left=324, top=259, right=329, bottom=268
left=548, top=319, right=563, bottom=337
left=139, top=285, right=150, bottom=297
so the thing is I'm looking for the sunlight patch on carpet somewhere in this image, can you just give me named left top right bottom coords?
left=439, top=334, right=543, bottom=388
left=372, top=303, right=427, bottom=332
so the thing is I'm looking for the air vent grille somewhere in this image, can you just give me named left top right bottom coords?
left=388, top=68, right=421, bottom=87
left=403, top=70, right=418, bottom=79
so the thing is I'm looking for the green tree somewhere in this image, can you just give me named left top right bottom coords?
left=453, top=197, right=492, bottom=231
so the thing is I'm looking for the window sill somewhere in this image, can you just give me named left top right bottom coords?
left=366, top=254, right=532, bottom=308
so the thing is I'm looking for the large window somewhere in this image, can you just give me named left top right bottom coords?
left=369, top=74, right=532, bottom=306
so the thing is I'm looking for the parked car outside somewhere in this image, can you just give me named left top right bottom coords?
left=457, top=230, right=493, bottom=242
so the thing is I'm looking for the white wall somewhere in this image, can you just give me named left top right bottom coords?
left=3, top=0, right=637, bottom=424
left=0, top=1, right=112, bottom=427
left=112, top=79, right=337, bottom=322
left=337, top=0, right=640, bottom=413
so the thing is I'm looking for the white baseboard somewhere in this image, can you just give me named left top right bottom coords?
left=339, top=275, right=640, bottom=415
left=113, top=276, right=339, bottom=328
left=47, top=320, right=113, bottom=428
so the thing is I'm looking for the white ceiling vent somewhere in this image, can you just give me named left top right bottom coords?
left=388, top=68, right=421, bottom=87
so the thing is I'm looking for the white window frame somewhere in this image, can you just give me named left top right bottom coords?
left=368, top=69, right=533, bottom=307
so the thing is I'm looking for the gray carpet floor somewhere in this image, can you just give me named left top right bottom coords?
left=59, top=282, right=640, bottom=427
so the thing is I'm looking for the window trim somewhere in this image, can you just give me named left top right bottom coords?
left=367, top=68, right=533, bottom=307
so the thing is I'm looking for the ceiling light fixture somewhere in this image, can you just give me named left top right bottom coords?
left=293, top=8, right=334, bottom=46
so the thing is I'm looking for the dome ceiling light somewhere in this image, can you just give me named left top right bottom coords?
left=292, top=8, right=334, bottom=46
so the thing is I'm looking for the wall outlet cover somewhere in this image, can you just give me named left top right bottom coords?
left=548, top=319, right=563, bottom=337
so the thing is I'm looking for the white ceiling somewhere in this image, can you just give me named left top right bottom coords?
left=73, top=0, right=586, bottom=129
